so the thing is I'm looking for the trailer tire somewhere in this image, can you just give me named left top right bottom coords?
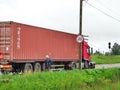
left=34, top=63, right=41, bottom=72
left=70, top=62, right=76, bottom=70
left=23, top=63, right=33, bottom=73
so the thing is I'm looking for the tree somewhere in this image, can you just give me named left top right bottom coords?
left=111, top=43, right=120, bottom=55
left=94, top=50, right=103, bottom=55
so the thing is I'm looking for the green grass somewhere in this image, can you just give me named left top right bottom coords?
left=0, top=68, right=120, bottom=90
left=92, top=55, right=120, bottom=64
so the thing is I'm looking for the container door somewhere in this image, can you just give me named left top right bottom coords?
left=0, top=23, right=12, bottom=62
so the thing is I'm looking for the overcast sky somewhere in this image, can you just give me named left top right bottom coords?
left=0, top=0, right=120, bottom=53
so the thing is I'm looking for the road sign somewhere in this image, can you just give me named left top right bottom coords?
left=76, top=35, right=83, bottom=43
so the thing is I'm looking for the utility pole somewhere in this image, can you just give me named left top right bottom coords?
left=79, top=0, right=83, bottom=69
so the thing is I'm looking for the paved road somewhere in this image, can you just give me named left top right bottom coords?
left=95, top=63, right=120, bottom=69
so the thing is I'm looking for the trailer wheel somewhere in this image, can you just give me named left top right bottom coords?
left=23, top=63, right=33, bottom=73
left=70, top=62, right=76, bottom=70
left=84, top=61, right=89, bottom=69
left=34, top=63, right=41, bottom=72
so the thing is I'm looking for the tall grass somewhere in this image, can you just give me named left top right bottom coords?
left=92, top=55, right=120, bottom=64
left=0, top=68, right=120, bottom=90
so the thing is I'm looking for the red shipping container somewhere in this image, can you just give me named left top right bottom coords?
left=0, top=21, right=79, bottom=63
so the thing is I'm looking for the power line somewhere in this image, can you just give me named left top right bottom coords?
left=94, top=0, right=120, bottom=17
left=86, top=2, right=120, bottom=22
left=95, top=0, right=114, bottom=12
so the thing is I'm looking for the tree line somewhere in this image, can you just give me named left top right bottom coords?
left=94, top=42, right=120, bottom=55
left=111, top=42, right=120, bottom=55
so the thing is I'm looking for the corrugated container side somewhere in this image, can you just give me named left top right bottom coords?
left=1, top=21, right=79, bottom=62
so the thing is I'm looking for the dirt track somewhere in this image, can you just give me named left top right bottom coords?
left=95, top=63, right=120, bottom=69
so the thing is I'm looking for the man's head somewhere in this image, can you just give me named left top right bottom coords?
left=46, top=55, right=49, bottom=58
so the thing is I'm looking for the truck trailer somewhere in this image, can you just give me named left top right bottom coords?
left=0, top=21, right=95, bottom=73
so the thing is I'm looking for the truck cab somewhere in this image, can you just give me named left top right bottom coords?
left=82, top=41, right=95, bottom=68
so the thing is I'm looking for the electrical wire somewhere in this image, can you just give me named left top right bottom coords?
left=86, top=2, right=120, bottom=22
left=82, top=0, right=89, bottom=7
left=94, top=0, right=120, bottom=17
